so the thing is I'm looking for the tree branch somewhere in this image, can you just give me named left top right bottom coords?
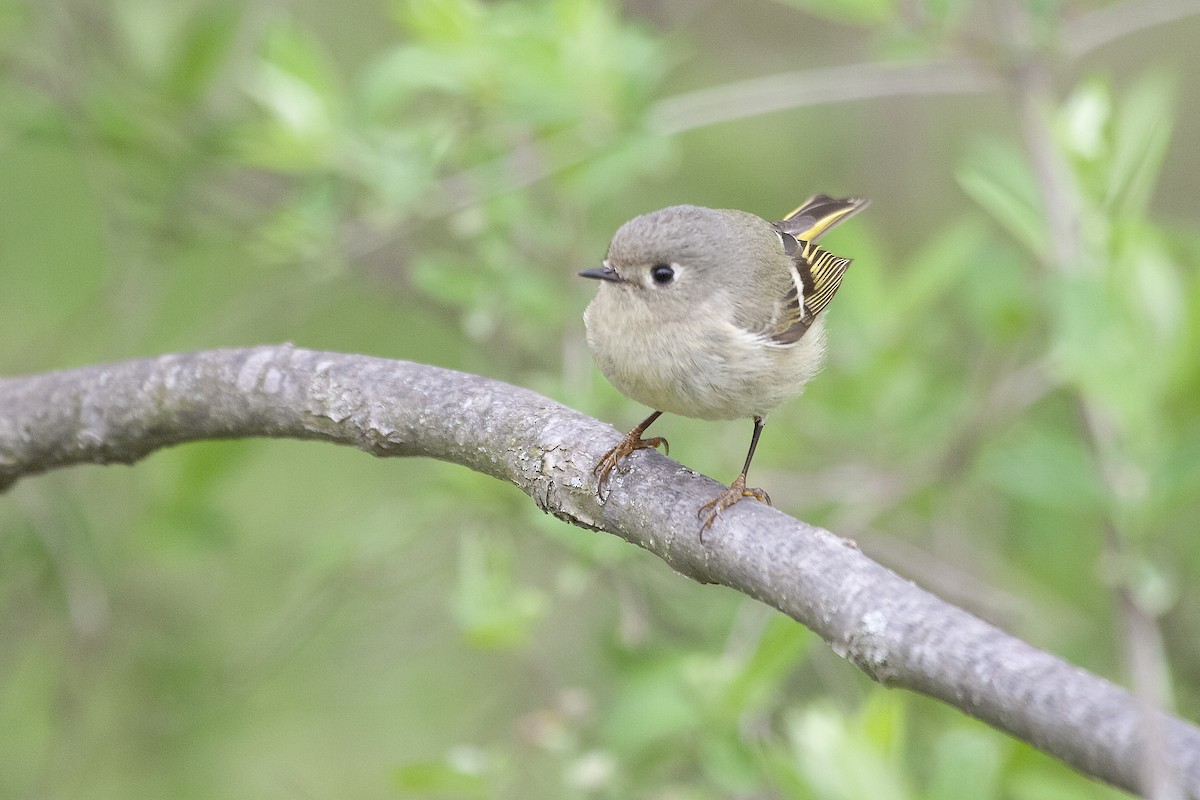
left=2, top=344, right=1198, bottom=796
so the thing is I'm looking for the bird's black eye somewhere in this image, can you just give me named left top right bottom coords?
left=650, top=264, right=675, bottom=285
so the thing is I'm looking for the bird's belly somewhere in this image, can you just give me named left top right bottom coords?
left=586, top=307, right=827, bottom=421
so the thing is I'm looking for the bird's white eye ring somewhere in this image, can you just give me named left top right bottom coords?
left=650, top=264, right=675, bottom=285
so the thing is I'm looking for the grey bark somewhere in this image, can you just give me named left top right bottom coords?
left=1, top=344, right=1197, bottom=797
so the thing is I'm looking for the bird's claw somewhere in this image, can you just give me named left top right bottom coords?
left=594, top=433, right=669, bottom=501
left=697, top=475, right=771, bottom=539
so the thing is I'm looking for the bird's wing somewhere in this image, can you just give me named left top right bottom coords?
left=764, top=234, right=853, bottom=345
left=760, top=195, right=865, bottom=345
left=777, top=195, right=870, bottom=243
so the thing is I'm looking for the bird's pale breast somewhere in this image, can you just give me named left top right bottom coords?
left=583, top=287, right=828, bottom=421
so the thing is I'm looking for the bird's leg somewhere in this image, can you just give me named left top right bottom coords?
left=698, top=416, right=772, bottom=536
left=594, top=410, right=668, bottom=500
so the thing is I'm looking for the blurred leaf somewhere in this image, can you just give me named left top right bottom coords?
left=788, top=699, right=913, bottom=800
left=393, top=0, right=483, bottom=43
left=261, top=20, right=338, bottom=97
left=114, top=0, right=194, bottom=79
left=413, top=250, right=486, bottom=306
left=393, top=753, right=490, bottom=797
left=165, top=4, right=244, bottom=105
left=251, top=182, right=343, bottom=268
left=886, top=217, right=982, bottom=327
left=927, top=727, right=1005, bottom=800
left=978, top=420, right=1106, bottom=513
left=564, top=750, right=619, bottom=793
left=0, top=0, right=26, bottom=47
left=699, top=735, right=762, bottom=793
left=956, top=230, right=1038, bottom=340
left=1118, top=224, right=1185, bottom=344
left=919, top=0, right=975, bottom=30
left=0, top=136, right=108, bottom=362
left=361, top=46, right=474, bottom=112
left=240, top=23, right=340, bottom=170
left=1106, top=72, right=1175, bottom=216
left=601, top=655, right=704, bottom=754
left=1058, top=77, right=1110, bottom=163
left=860, top=689, right=907, bottom=754
left=1051, top=227, right=1187, bottom=446
left=454, top=534, right=547, bottom=649
left=957, top=139, right=1048, bottom=259
left=1125, top=555, right=1178, bottom=616
left=1153, top=425, right=1200, bottom=523
left=717, top=613, right=811, bottom=718
left=756, top=744, right=822, bottom=800
left=827, top=226, right=889, bottom=344
left=563, top=130, right=676, bottom=203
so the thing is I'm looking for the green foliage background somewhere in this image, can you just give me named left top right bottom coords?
left=2, top=0, right=1200, bottom=797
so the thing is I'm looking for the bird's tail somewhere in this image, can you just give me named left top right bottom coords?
left=777, top=195, right=870, bottom=242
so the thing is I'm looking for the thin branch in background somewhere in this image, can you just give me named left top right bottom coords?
left=645, top=0, right=1200, bottom=144
left=1123, top=585, right=1185, bottom=800
left=1114, top=514, right=1185, bottom=800
left=1013, top=59, right=1084, bottom=272
left=650, top=59, right=1003, bottom=135
left=1078, top=397, right=1185, bottom=800
left=1066, top=0, right=1200, bottom=58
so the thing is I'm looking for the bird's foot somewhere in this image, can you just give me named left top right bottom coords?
left=698, top=474, right=771, bottom=538
left=594, top=432, right=669, bottom=500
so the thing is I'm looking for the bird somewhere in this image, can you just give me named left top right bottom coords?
left=578, top=194, right=868, bottom=534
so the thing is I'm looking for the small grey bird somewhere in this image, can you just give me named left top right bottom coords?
left=578, top=194, right=868, bottom=533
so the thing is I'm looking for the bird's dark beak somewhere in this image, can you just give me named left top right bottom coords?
left=578, top=265, right=624, bottom=283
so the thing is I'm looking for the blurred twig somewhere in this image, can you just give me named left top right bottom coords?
left=650, top=59, right=1003, bottom=135
left=1066, top=0, right=1200, bottom=58
left=1077, top=397, right=1185, bottom=800
left=648, top=0, right=1200, bottom=141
